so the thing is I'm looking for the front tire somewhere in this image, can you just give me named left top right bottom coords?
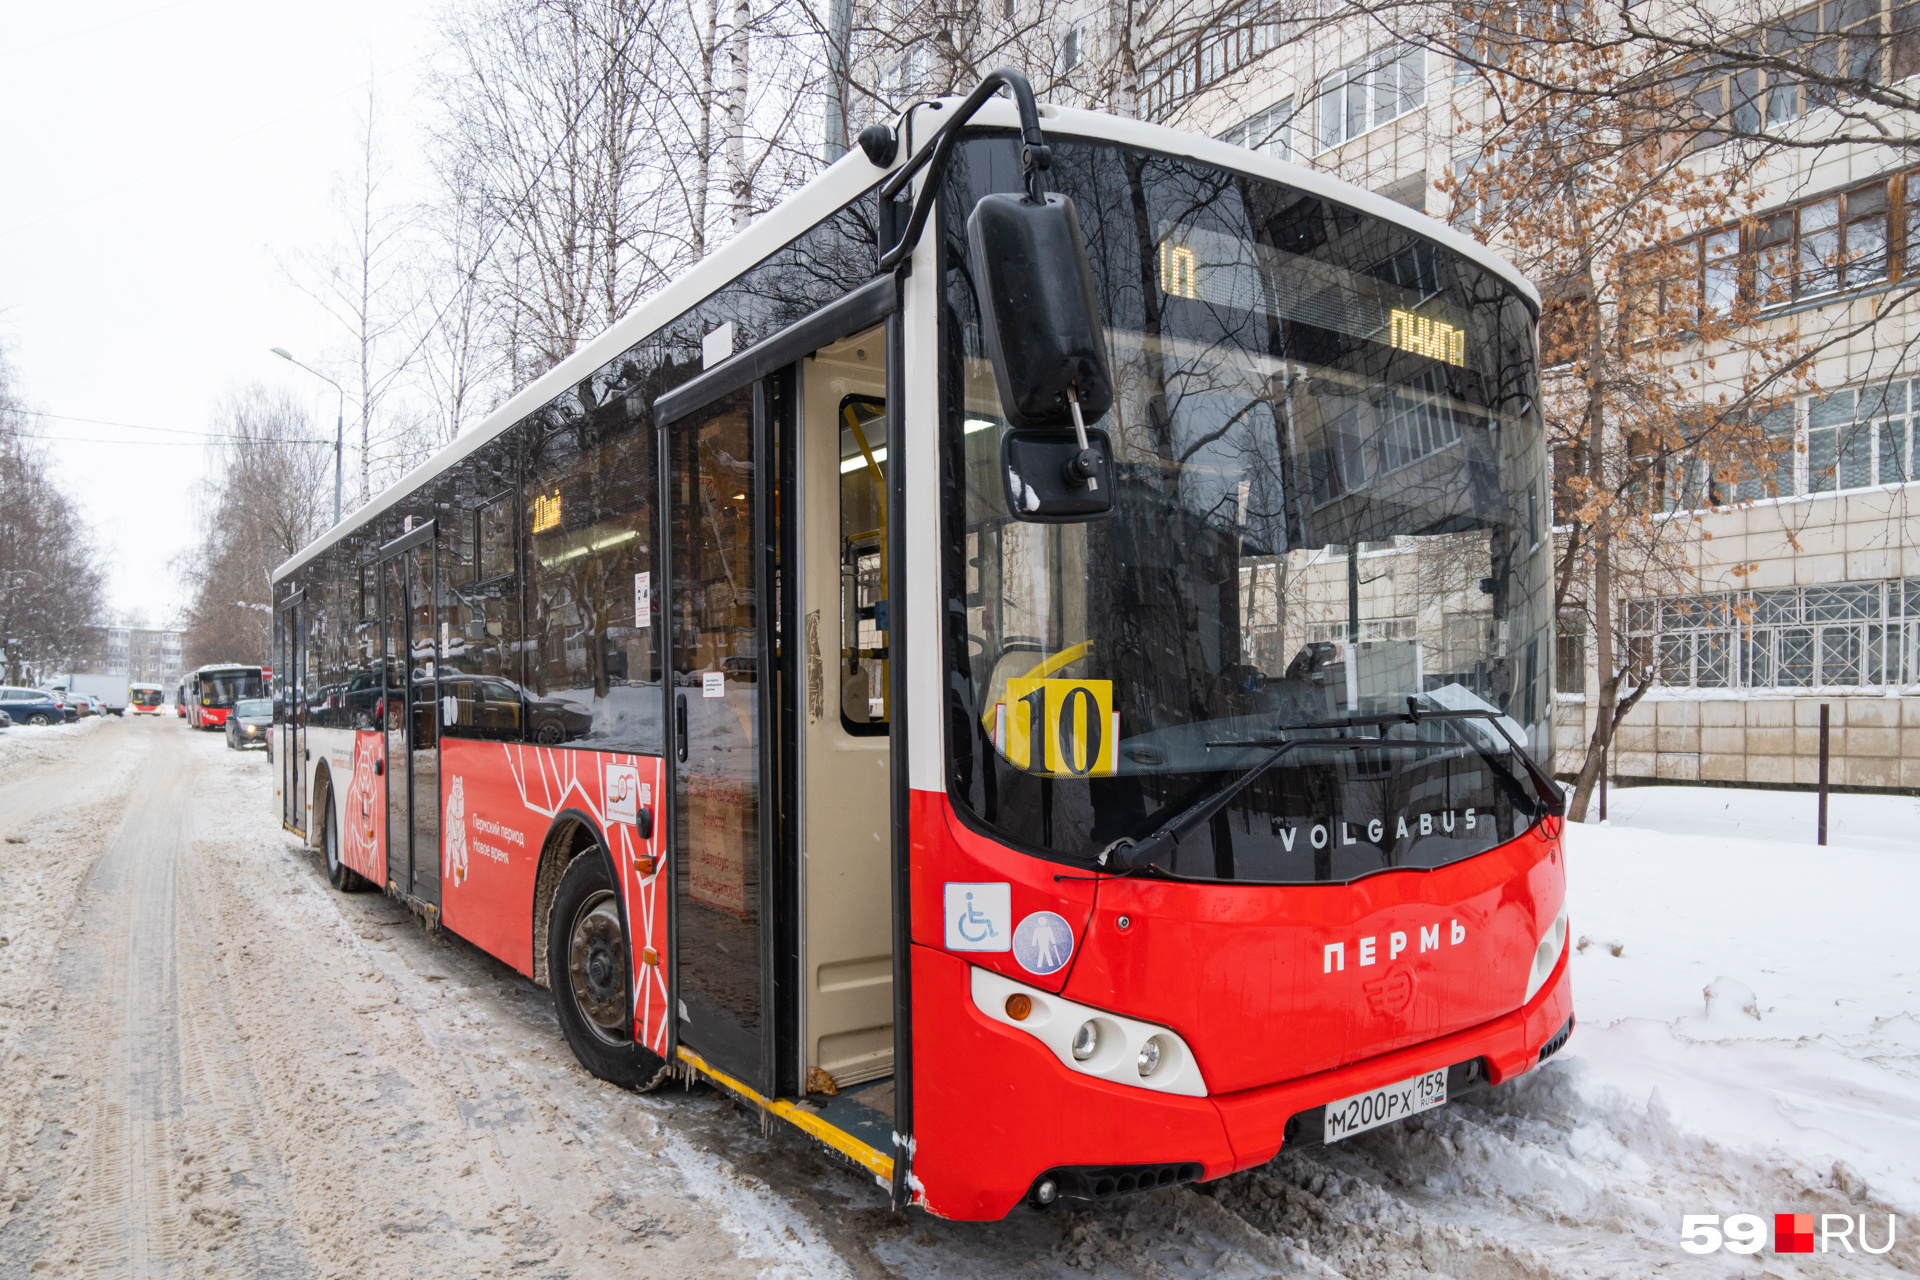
left=547, top=851, right=667, bottom=1090
left=321, top=790, right=366, bottom=892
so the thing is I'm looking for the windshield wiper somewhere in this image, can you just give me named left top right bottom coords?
left=1096, top=700, right=1564, bottom=874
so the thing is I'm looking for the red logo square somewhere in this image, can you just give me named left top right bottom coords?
left=1775, top=1213, right=1815, bottom=1253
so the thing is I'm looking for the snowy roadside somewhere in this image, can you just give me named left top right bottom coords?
left=1560, top=787, right=1920, bottom=1221
left=0, top=713, right=109, bottom=772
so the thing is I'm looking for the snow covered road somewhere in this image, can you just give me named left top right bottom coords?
left=0, top=719, right=1913, bottom=1277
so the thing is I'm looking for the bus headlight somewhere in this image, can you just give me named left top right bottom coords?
left=970, top=967, right=1207, bottom=1097
left=1523, top=908, right=1569, bottom=1005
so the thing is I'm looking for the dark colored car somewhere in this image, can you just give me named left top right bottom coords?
left=438, top=676, right=593, bottom=744
left=0, top=687, right=66, bottom=726
left=225, top=697, right=273, bottom=750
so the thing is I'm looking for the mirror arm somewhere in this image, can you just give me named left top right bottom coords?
left=878, top=67, right=1048, bottom=274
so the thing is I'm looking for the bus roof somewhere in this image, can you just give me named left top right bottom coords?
left=272, top=97, right=1536, bottom=584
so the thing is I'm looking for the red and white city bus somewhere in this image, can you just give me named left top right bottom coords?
left=128, top=683, right=167, bottom=715
left=186, top=663, right=266, bottom=729
left=269, top=73, right=1569, bottom=1220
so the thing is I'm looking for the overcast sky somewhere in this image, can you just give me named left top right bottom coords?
left=0, top=0, right=441, bottom=629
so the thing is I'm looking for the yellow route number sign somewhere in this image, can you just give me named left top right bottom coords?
left=995, top=678, right=1118, bottom=776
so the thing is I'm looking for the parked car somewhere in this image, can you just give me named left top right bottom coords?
left=81, top=693, right=108, bottom=717
left=0, top=709, right=11, bottom=731
left=46, top=690, right=88, bottom=719
left=0, top=688, right=65, bottom=726
left=225, top=697, right=273, bottom=750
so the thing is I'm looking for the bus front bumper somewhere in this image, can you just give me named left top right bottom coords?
left=909, top=944, right=1573, bottom=1221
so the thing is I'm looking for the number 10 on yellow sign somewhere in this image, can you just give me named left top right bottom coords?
left=994, top=678, right=1119, bottom=776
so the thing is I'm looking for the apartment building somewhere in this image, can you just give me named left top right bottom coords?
left=75, top=625, right=184, bottom=688
left=854, top=0, right=1920, bottom=792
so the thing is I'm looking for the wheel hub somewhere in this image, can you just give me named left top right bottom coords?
left=568, top=893, right=628, bottom=1040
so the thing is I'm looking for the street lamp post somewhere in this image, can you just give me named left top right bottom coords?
left=270, top=347, right=346, bottom=526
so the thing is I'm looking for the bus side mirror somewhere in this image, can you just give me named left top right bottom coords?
left=968, top=191, right=1114, bottom=522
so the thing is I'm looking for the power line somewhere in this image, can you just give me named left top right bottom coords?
left=24, top=410, right=327, bottom=441
left=4, top=0, right=203, bottom=57
left=7, top=429, right=331, bottom=447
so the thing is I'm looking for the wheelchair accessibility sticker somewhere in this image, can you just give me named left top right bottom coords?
left=1013, top=911, right=1075, bottom=976
left=944, top=882, right=1011, bottom=952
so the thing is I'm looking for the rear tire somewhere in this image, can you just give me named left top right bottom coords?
left=322, top=790, right=366, bottom=892
left=27, top=713, right=49, bottom=727
left=548, top=851, right=667, bottom=1090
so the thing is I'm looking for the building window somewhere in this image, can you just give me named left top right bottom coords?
left=1139, top=10, right=1284, bottom=119
left=1691, top=0, right=1890, bottom=140
left=877, top=43, right=928, bottom=108
left=1219, top=97, right=1294, bottom=161
left=1555, top=609, right=1588, bottom=695
left=1664, top=175, right=1901, bottom=321
left=1626, top=579, right=1920, bottom=689
left=1807, top=381, right=1911, bottom=492
left=1315, top=45, right=1425, bottom=153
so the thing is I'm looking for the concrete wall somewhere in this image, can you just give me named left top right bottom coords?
left=1555, top=693, right=1920, bottom=792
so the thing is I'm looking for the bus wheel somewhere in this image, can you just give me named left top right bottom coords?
left=322, top=798, right=364, bottom=893
left=548, top=853, right=667, bottom=1090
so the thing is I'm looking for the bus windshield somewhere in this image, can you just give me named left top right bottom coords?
left=941, top=135, right=1553, bottom=883
left=200, top=671, right=264, bottom=708
left=131, top=688, right=163, bottom=706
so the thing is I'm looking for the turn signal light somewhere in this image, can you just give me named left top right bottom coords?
left=1005, top=993, right=1032, bottom=1020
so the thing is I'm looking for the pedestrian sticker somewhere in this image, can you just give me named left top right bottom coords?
left=1013, top=911, right=1075, bottom=975
left=943, top=882, right=1010, bottom=952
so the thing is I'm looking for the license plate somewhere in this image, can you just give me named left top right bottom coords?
left=1323, top=1068, right=1448, bottom=1143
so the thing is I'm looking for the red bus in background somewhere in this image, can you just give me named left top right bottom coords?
left=268, top=75, right=1570, bottom=1221
left=186, top=663, right=265, bottom=729
left=129, top=683, right=166, bottom=715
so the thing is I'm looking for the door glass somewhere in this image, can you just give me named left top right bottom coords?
left=278, top=605, right=297, bottom=827
left=384, top=558, right=409, bottom=893
left=408, top=547, right=440, bottom=904
left=838, top=396, right=889, bottom=733
left=670, top=385, right=765, bottom=1084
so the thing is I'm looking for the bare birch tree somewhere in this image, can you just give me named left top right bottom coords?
left=176, top=387, right=332, bottom=668
left=284, top=89, right=423, bottom=506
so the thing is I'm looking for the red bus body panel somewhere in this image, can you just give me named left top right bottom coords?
left=1067, top=819, right=1564, bottom=1093
left=435, top=741, right=671, bottom=1057
left=907, top=788, right=1570, bottom=1219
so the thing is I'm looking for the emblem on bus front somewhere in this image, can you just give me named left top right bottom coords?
left=943, top=883, right=1010, bottom=952
left=1013, top=911, right=1075, bottom=976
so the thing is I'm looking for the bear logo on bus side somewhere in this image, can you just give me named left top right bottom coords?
left=445, top=775, right=468, bottom=887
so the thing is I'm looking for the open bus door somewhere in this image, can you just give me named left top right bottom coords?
left=379, top=522, right=441, bottom=913
left=276, top=591, right=305, bottom=833
left=657, top=279, right=898, bottom=1173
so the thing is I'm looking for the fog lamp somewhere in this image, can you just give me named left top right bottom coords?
left=1137, top=1036, right=1164, bottom=1077
left=1071, top=1020, right=1098, bottom=1061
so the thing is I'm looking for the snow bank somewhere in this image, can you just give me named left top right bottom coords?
left=1565, top=786, right=1920, bottom=1213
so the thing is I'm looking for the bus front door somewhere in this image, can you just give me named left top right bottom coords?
left=666, top=376, right=784, bottom=1096
left=379, top=526, right=441, bottom=909
left=276, top=593, right=304, bottom=832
